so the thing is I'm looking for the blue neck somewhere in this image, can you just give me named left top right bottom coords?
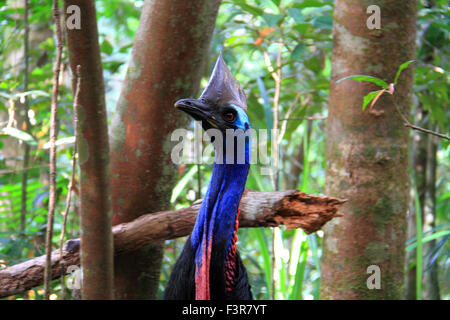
left=191, top=137, right=250, bottom=263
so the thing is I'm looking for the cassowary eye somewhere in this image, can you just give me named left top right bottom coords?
left=224, top=112, right=236, bottom=122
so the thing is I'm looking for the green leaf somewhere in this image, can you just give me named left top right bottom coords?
left=406, top=230, right=450, bottom=252
left=289, top=236, right=307, bottom=300
left=301, top=122, right=310, bottom=192
left=410, top=171, right=423, bottom=300
left=256, top=77, right=273, bottom=133
left=0, top=92, right=12, bottom=99
left=287, top=8, right=306, bottom=24
left=362, top=90, right=383, bottom=111
left=251, top=228, right=272, bottom=299
left=260, top=0, right=280, bottom=13
left=290, top=43, right=307, bottom=61
left=232, top=0, right=264, bottom=16
left=1, top=127, right=37, bottom=146
left=394, top=60, right=415, bottom=85
left=311, top=15, right=332, bottom=29
left=14, top=90, right=50, bottom=100
left=307, top=234, right=321, bottom=299
left=262, top=13, right=284, bottom=27
left=0, top=90, right=49, bottom=101
left=336, top=75, right=389, bottom=89
left=101, top=39, right=114, bottom=55
left=290, top=0, right=333, bottom=8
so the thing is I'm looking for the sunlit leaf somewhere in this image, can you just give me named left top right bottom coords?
left=362, top=90, right=384, bottom=111
left=42, top=136, right=75, bottom=149
left=14, top=90, right=50, bottom=100
left=394, top=60, right=415, bottom=85
left=290, top=0, right=333, bottom=8
left=406, top=229, right=450, bottom=252
left=260, top=0, right=280, bottom=14
left=336, top=75, right=389, bottom=89
left=1, top=127, right=37, bottom=146
left=232, top=0, right=263, bottom=16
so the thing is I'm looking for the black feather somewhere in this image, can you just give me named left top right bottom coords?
left=164, top=236, right=252, bottom=300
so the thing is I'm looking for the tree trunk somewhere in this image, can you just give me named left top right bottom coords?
left=320, top=0, right=417, bottom=299
left=64, top=0, right=114, bottom=299
left=109, top=0, right=221, bottom=299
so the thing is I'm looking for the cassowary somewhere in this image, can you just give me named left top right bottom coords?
left=164, top=54, right=253, bottom=300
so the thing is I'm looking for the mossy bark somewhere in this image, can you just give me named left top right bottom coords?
left=109, top=0, right=221, bottom=299
left=320, top=0, right=417, bottom=299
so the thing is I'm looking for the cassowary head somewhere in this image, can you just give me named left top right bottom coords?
left=175, top=53, right=250, bottom=133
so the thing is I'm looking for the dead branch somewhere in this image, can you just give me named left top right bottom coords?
left=0, top=190, right=345, bottom=298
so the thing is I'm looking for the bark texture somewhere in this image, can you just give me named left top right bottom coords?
left=0, top=189, right=344, bottom=298
left=320, top=0, right=417, bottom=299
left=109, top=0, right=222, bottom=299
left=64, top=0, right=114, bottom=299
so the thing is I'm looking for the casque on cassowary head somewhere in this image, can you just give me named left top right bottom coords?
left=164, top=53, right=253, bottom=300
left=174, top=53, right=248, bottom=131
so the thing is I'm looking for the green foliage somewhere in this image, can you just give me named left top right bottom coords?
left=406, top=228, right=450, bottom=252
left=410, top=171, right=423, bottom=300
left=1, top=127, right=37, bottom=146
left=336, top=60, right=417, bottom=111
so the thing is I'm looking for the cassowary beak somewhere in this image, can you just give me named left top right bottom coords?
left=175, top=98, right=220, bottom=129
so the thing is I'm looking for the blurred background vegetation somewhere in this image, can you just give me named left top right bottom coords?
left=0, top=0, right=448, bottom=299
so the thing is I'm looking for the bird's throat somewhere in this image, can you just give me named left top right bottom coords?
left=191, top=159, right=250, bottom=300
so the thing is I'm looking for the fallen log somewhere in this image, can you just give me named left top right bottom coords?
left=0, top=190, right=345, bottom=298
